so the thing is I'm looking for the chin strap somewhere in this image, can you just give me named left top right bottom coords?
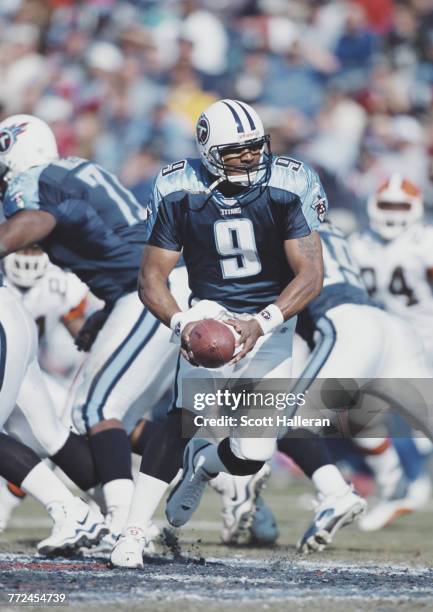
left=206, top=175, right=226, bottom=192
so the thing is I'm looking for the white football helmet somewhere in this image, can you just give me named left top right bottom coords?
left=0, top=114, right=58, bottom=195
left=3, top=248, right=49, bottom=289
left=367, top=174, right=423, bottom=240
left=196, top=99, right=271, bottom=187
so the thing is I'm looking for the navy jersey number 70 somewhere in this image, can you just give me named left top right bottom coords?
left=3, top=157, right=152, bottom=303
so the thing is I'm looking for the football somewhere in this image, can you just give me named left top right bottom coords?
left=188, top=319, right=235, bottom=368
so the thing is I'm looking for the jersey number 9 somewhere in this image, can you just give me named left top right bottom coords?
left=214, top=219, right=262, bottom=279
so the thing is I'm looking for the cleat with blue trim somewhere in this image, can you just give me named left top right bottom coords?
left=37, top=498, right=108, bottom=556
left=210, top=464, right=272, bottom=544
left=166, top=439, right=215, bottom=527
left=298, top=486, right=367, bottom=553
left=249, top=495, right=279, bottom=545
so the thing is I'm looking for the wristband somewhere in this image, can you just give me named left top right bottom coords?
left=170, top=311, right=187, bottom=337
left=254, top=304, right=284, bottom=335
left=170, top=301, right=229, bottom=337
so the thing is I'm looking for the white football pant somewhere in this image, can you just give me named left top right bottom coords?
left=174, top=300, right=295, bottom=463
left=0, top=286, right=69, bottom=456
left=72, top=266, right=190, bottom=433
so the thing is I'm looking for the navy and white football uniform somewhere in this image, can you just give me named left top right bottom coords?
left=294, top=222, right=431, bottom=381
left=3, top=157, right=150, bottom=304
left=148, top=155, right=327, bottom=463
left=2, top=157, right=188, bottom=432
left=293, top=224, right=433, bottom=536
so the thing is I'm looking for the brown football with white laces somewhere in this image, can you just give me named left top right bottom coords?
left=189, top=319, right=235, bottom=368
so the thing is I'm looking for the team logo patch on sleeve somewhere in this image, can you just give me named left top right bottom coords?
left=313, top=196, right=327, bottom=222
left=11, top=191, right=25, bottom=209
left=0, top=123, right=28, bottom=153
left=196, top=115, right=210, bottom=145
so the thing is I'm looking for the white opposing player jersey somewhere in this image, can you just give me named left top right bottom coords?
left=5, top=264, right=88, bottom=337
left=349, top=224, right=433, bottom=358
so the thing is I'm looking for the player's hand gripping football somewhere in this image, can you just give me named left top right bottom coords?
left=75, top=307, right=111, bottom=352
left=225, top=318, right=263, bottom=365
left=180, top=321, right=201, bottom=366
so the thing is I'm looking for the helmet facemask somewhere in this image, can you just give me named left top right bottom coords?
left=207, top=135, right=272, bottom=188
left=3, top=248, right=49, bottom=289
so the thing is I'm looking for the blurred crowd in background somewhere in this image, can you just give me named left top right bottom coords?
left=1, top=0, right=433, bottom=229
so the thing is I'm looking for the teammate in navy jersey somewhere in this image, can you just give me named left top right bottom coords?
left=112, top=100, right=366, bottom=568
left=0, top=114, right=156, bottom=545
left=277, top=221, right=433, bottom=550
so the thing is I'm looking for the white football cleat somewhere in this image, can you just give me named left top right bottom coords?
left=166, top=439, right=215, bottom=527
left=210, top=464, right=271, bottom=544
left=359, top=474, right=431, bottom=532
left=83, top=519, right=159, bottom=557
left=298, top=486, right=367, bottom=553
left=81, top=502, right=129, bottom=556
left=37, top=498, right=108, bottom=556
left=80, top=527, right=119, bottom=556
left=111, top=526, right=155, bottom=568
left=0, top=481, right=24, bottom=532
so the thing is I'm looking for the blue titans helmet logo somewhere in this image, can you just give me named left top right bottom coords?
left=196, top=114, right=210, bottom=145
left=0, top=122, right=28, bottom=154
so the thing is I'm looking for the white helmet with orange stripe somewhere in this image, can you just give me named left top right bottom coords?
left=367, top=174, right=423, bottom=240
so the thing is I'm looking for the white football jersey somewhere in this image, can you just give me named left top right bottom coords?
left=349, top=224, right=433, bottom=358
left=6, top=263, right=88, bottom=337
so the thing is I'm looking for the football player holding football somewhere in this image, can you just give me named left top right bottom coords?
left=112, top=99, right=366, bottom=566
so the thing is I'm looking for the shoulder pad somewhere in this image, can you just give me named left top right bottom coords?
left=269, top=156, right=327, bottom=228
left=155, top=158, right=209, bottom=199
left=3, top=166, right=45, bottom=216
left=408, top=223, right=432, bottom=239
left=270, top=156, right=315, bottom=194
left=44, top=262, right=66, bottom=280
